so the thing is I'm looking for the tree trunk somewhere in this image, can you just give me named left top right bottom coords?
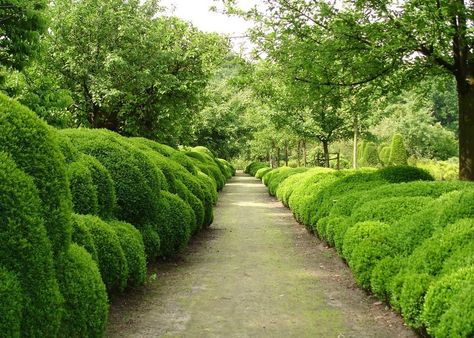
left=285, top=144, right=289, bottom=166
left=267, top=149, right=271, bottom=168
left=457, top=83, right=474, bottom=180
left=276, top=147, right=280, bottom=167
left=297, top=140, right=301, bottom=167
left=353, top=114, right=359, bottom=169
left=303, top=139, right=307, bottom=167
left=322, top=139, right=330, bottom=168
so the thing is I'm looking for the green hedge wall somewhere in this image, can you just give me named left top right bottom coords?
left=253, top=163, right=474, bottom=336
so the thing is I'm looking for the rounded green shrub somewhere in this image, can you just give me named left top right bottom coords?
left=0, top=93, right=72, bottom=256
left=389, top=133, right=408, bottom=165
left=78, top=214, right=128, bottom=293
left=0, top=267, right=23, bottom=338
left=67, top=159, right=99, bottom=215
left=266, top=167, right=309, bottom=196
left=63, top=129, right=159, bottom=228
left=109, top=221, right=147, bottom=287
left=370, top=256, right=404, bottom=300
left=378, top=146, right=391, bottom=166
left=0, top=152, right=62, bottom=336
left=81, top=154, right=116, bottom=219
left=245, top=162, right=269, bottom=176
left=423, top=267, right=474, bottom=337
left=141, top=224, right=161, bottom=262
left=362, top=142, right=379, bottom=166
left=71, top=214, right=99, bottom=262
left=378, top=165, right=434, bottom=183
left=399, top=272, right=433, bottom=328
left=57, top=133, right=80, bottom=164
left=256, top=167, right=273, bottom=179
left=175, top=180, right=203, bottom=233
left=56, top=244, right=108, bottom=338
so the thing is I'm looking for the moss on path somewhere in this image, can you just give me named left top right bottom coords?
left=107, top=173, right=416, bottom=338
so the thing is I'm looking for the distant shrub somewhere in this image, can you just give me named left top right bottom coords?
left=265, top=167, right=309, bottom=196
left=0, top=152, right=62, bottom=336
left=67, top=158, right=99, bottom=215
left=78, top=215, right=128, bottom=293
left=108, top=221, right=147, bottom=287
left=0, top=267, right=22, bottom=337
left=245, top=162, right=269, bottom=176
left=56, top=244, right=108, bottom=337
left=389, top=133, right=408, bottom=165
left=256, top=167, right=273, bottom=179
left=378, top=165, right=434, bottom=183
left=0, top=93, right=72, bottom=256
left=362, top=142, right=379, bottom=166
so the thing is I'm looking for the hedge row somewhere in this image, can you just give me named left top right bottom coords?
left=0, top=93, right=233, bottom=336
left=253, top=164, right=474, bottom=337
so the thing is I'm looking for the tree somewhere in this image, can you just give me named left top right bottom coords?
left=48, top=0, right=228, bottom=144
left=0, top=0, right=47, bottom=71
left=223, top=0, right=474, bottom=180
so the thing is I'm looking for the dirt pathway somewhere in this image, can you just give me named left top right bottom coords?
left=107, top=173, right=416, bottom=338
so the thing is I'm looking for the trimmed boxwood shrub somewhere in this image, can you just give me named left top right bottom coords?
left=256, top=167, right=273, bottom=179
left=187, top=151, right=226, bottom=190
left=378, top=165, right=434, bottom=183
left=389, top=133, right=408, bottom=165
left=141, top=225, right=161, bottom=262
left=63, top=129, right=159, bottom=228
left=378, top=146, right=391, bottom=166
left=423, top=267, right=474, bottom=337
left=362, top=142, right=379, bottom=166
left=109, top=221, right=147, bottom=287
left=71, top=214, right=99, bottom=262
left=370, top=256, right=404, bottom=300
left=0, top=93, right=72, bottom=256
left=67, top=158, right=99, bottom=215
left=56, top=244, right=108, bottom=338
left=266, top=167, right=309, bottom=196
left=175, top=180, right=203, bottom=233
left=78, top=214, right=128, bottom=293
left=0, top=267, right=23, bottom=338
left=81, top=154, right=116, bottom=219
left=0, top=152, right=63, bottom=336
left=245, top=161, right=269, bottom=176
left=57, top=133, right=80, bottom=164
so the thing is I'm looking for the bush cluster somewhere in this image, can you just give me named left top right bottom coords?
left=0, top=94, right=231, bottom=336
left=249, top=160, right=474, bottom=337
left=244, top=161, right=269, bottom=176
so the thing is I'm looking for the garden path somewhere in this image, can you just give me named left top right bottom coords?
left=107, top=172, right=416, bottom=338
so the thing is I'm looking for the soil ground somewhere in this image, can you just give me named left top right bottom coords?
left=107, top=172, right=417, bottom=338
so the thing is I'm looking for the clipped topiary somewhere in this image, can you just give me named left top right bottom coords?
left=71, top=214, right=99, bottom=263
left=0, top=152, right=62, bottom=336
left=81, top=154, right=116, bottom=219
left=378, top=165, right=434, bottom=183
left=77, top=214, right=128, bottom=293
left=255, top=167, right=273, bottom=179
left=0, top=93, right=72, bottom=256
left=67, top=158, right=99, bottom=215
left=362, top=142, right=379, bottom=167
left=389, top=133, right=408, bottom=166
left=0, top=267, right=23, bottom=338
left=108, top=220, right=147, bottom=287
left=56, top=244, right=108, bottom=337
left=378, top=146, right=391, bottom=167
left=141, top=224, right=161, bottom=261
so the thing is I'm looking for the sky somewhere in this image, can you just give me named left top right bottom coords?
left=160, top=0, right=259, bottom=53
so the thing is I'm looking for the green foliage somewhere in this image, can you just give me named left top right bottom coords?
left=378, top=146, right=391, bottom=166
left=141, top=225, right=161, bottom=262
left=71, top=214, right=99, bottom=263
left=78, top=214, right=128, bottom=293
left=423, top=267, right=474, bottom=337
left=255, top=167, right=273, bottom=179
left=245, top=162, right=269, bottom=176
left=0, top=267, right=22, bottom=338
left=108, top=221, right=147, bottom=287
left=81, top=154, right=117, bottom=219
left=0, top=93, right=72, bottom=256
left=389, top=134, right=408, bottom=166
left=361, top=142, right=379, bottom=166
left=56, top=244, right=108, bottom=338
left=67, top=158, right=99, bottom=215
left=265, top=167, right=309, bottom=196
left=0, top=0, right=47, bottom=70
left=0, top=152, right=62, bottom=336
left=378, top=165, right=434, bottom=183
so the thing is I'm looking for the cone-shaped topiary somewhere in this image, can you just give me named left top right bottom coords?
left=0, top=93, right=72, bottom=256
left=56, top=244, right=108, bottom=337
left=389, top=133, right=408, bottom=166
left=0, top=152, right=63, bottom=336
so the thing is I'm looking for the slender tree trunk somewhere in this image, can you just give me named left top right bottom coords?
left=353, top=114, right=359, bottom=169
left=322, top=139, right=330, bottom=168
left=457, top=83, right=474, bottom=180
left=276, top=147, right=280, bottom=167
left=267, top=149, right=271, bottom=168
left=303, top=139, right=307, bottom=167
left=285, top=143, right=289, bottom=166
left=297, top=140, right=301, bottom=167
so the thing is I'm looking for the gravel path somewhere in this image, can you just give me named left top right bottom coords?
left=107, top=172, right=417, bottom=338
